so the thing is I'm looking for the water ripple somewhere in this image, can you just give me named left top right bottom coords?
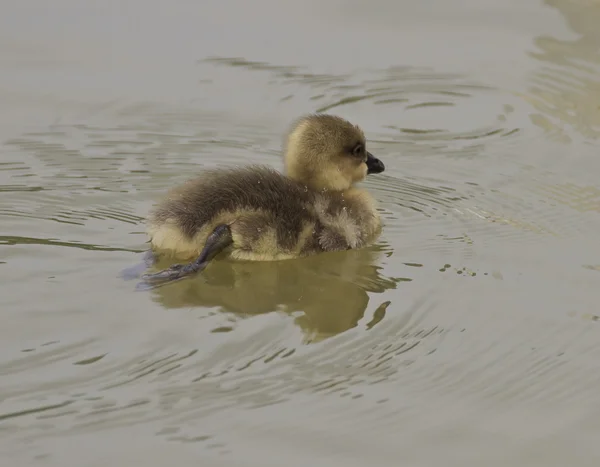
left=2, top=49, right=600, bottom=466
left=206, top=58, right=527, bottom=160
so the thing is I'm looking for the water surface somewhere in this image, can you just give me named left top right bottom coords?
left=2, top=0, right=600, bottom=466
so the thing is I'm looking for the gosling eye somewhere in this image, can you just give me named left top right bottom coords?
left=351, top=144, right=364, bottom=158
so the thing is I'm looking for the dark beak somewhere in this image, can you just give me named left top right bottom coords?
left=366, top=152, right=385, bottom=175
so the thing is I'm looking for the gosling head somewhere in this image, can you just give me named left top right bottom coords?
left=284, top=114, right=385, bottom=192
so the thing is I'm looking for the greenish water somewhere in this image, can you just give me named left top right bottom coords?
left=2, top=0, right=600, bottom=466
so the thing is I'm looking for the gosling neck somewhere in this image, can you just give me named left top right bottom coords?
left=286, top=166, right=351, bottom=193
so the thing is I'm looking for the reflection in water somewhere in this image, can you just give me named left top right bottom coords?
left=526, top=0, right=600, bottom=141
left=149, top=247, right=402, bottom=343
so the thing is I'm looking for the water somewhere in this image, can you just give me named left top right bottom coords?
left=2, top=0, right=600, bottom=465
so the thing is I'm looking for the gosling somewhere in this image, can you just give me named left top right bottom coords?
left=141, top=113, right=386, bottom=285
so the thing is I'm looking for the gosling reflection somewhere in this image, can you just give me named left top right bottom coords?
left=149, top=247, right=400, bottom=342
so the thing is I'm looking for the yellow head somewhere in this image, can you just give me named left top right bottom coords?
left=284, top=114, right=385, bottom=191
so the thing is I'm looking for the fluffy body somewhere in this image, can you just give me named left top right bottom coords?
left=139, top=113, right=386, bottom=286
left=147, top=165, right=381, bottom=262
